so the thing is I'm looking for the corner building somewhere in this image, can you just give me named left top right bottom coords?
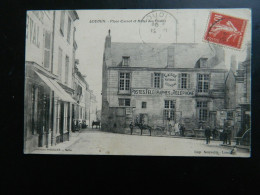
left=101, top=31, right=229, bottom=133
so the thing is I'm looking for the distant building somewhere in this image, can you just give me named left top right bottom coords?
left=225, top=43, right=251, bottom=138
left=72, top=61, right=89, bottom=127
left=101, top=30, right=229, bottom=134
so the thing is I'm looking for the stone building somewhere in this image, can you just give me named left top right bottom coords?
left=225, top=44, right=251, bottom=139
left=24, top=10, right=79, bottom=153
left=101, top=31, right=229, bottom=134
left=72, top=60, right=89, bottom=127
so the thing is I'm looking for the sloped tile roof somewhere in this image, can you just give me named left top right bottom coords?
left=110, top=42, right=225, bottom=69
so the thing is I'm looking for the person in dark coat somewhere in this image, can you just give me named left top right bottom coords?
left=227, top=126, right=232, bottom=145
left=222, top=129, right=228, bottom=144
left=129, top=122, right=134, bottom=135
left=205, top=126, right=211, bottom=144
left=180, top=124, right=185, bottom=136
left=212, top=127, right=217, bottom=140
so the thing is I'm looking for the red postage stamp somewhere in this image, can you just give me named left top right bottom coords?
left=204, top=12, right=248, bottom=49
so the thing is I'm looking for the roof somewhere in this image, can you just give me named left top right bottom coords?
left=109, top=42, right=226, bottom=69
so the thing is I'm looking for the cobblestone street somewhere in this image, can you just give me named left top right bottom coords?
left=32, top=128, right=250, bottom=157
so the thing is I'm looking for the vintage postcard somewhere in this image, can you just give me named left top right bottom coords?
left=24, top=9, right=251, bottom=157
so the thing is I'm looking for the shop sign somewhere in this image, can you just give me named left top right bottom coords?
left=131, top=88, right=195, bottom=96
left=163, top=73, right=177, bottom=89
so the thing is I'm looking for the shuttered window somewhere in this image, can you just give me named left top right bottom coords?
left=178, top=73, right=191, bottom=89
left=152, top=73, right=163, bottom=88
left=58, top=48, right=63, bottom=79
left=43, top=31, right=51, bottom=69
left=65, top=56, right=69, bottom=84
left=197, top=101, right=208, bottom=121
left=164, top=100, right=175, bottom=121
left=67, top=17, right=71, bottom=43
left=119, top=98, right=131, bottom=107
left=197, top=74, right=210, bottom=93
left=119, top=72, right=131, bottom=94
left=60, top=11, right=65, bottom=35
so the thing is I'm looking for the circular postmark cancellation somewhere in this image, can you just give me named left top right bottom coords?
left=204, top=11, right=248, bottom=50
left=139, top=10, right=178, bottom=48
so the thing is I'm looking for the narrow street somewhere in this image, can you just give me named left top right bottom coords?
left=32, top=128, right=250, bottom=157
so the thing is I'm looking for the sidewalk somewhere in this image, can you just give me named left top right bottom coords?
left=31, top=129, right=86, bottom=154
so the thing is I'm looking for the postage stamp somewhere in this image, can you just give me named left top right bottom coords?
left=204, top=11, right=248, bottom=49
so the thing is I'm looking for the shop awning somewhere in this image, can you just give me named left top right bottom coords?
left=35, top=71, right=76, bottom=103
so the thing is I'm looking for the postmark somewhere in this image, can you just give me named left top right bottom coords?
left=139, top=10, right=177, bottom=46
left=204, top=11, right=248, bottom=49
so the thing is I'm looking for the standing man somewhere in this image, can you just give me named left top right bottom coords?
left=129, top=122, right=134, bottom=135
left=180, top=124, right=185, bottom=137
left=205, top=126, right=211, bottom=144
left=227, top=126, right=232, bottom=145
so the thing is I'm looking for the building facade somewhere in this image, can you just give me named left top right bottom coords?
left=72, top=61, right=89, bottom=128
left=24, top=10, right=79, bottom=153
left=225, top=44, right=251, bottom=140
left=101, top=31, right=229, bottom=134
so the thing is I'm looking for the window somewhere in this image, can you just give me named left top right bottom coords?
left=67, top=17, right=71, bottom=43
left=58, top=48, right=63, bottom=79
left=197, top=74, right=210, bottom=93
left=142, top=102, right=147, bottom=108
left=122, top=57, right=130, bottom=66
left=119, top=98, right=131, bottom=107
left=164, top=100, right=175, bottom=120
left=60, top=11, right=65, bottom=35
left=43, top=31, right=51, bottom=69
left=200, top=58, right=208, bottom=68
left=65, top=56, right=69, bottom=84
left=152, top=73, right=163, bottom=88
left=154, top=73, right=161, bottom=88
left=119, top=73, right=130, bottom=93
left=178, top=73, right=191, bottom=89
left=197, top=101, right=208, bottom=121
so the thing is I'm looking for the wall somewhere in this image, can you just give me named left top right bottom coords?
left=26, top=11, right=53, bottom=69
left=52, top=11, right=75, bottom=89
left=102, top=67, right=227, bottom=131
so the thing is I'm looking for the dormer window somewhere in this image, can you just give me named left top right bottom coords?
left=199, top=58, right=208, bottom=68
left=122, top=56, right=130, bottom=66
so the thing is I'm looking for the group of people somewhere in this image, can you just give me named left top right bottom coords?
left=204, top=125, right=232, bottom=145
left=169, top=122, right=185, bottom=136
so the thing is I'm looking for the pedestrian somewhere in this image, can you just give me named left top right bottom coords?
left=212, top=127, right=217, bottom=140
left=180, top=124, right=185, bottom=136
left=223, top=129, right=228, bottom=145
left=205, top=126, right=211, bottom=144
left=174, top=122, right=180, bottom=136
left=227, top=126, right=232, bottom=145
left=129, top=122, right=134, bottom=135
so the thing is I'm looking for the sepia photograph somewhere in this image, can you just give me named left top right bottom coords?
left=24, top=9, right=251, bottom=157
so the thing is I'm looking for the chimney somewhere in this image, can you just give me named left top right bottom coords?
left=167, top=46, right=175, bottom=67
left=230, top=55, right=237, bottom=72
left=105, top=29, right=111, bottom=48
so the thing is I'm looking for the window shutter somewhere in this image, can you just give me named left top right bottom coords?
left=151, top=73, right=154, bottom=88
left=160, top=73, right=164, bottom=88
left=178, top=73, right=181, bottom=89
left=44, top=31, right=51, bottom=69
left=187, top=74, right=191, bottom=89
left=208, top=74, right=211, bottom=90
left=196, top=73, right=199, bottom=92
